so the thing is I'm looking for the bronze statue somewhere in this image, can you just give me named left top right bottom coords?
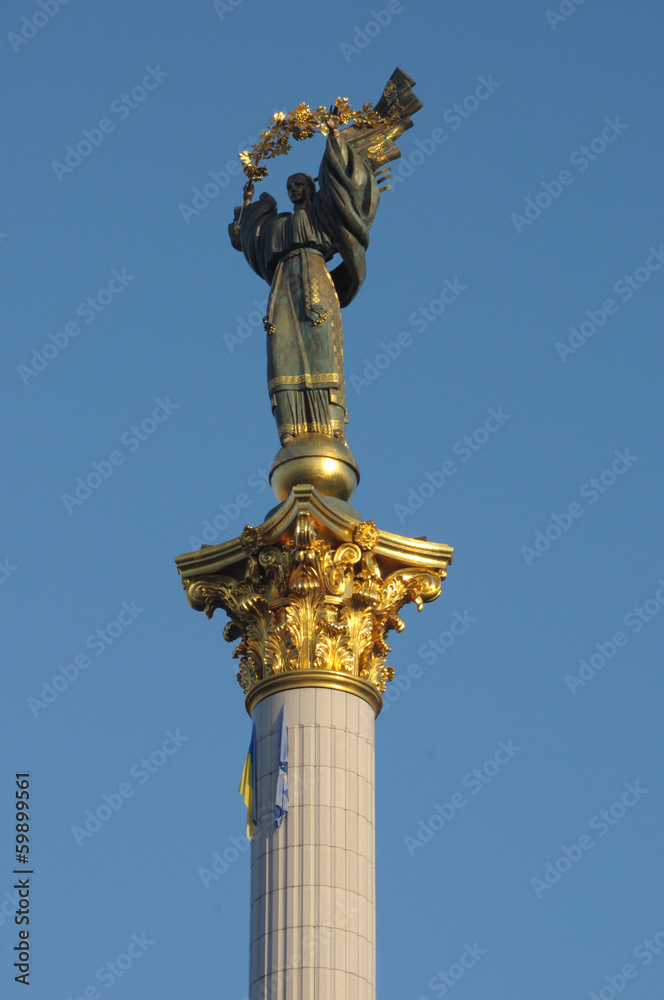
left=229, top=69, right=422, bottom=454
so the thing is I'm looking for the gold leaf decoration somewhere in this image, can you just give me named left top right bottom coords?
left=237, top=94, right=402, bottom=186
left=240, top=525, right=264, bottom=554
left=353, top=520, right=379, bottom=551
left=182, top=509, right=444, bottom=700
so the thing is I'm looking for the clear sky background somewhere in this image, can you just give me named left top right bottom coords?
left=2, top=1, right=663, bottom=998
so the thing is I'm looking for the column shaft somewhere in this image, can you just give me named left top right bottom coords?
left=249, top=687, right=376, bottom=999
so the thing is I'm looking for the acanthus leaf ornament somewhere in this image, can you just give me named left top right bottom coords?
left=178, top=495, right=452, bottom=709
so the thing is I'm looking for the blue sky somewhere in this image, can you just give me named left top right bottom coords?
left=1, top=1, right=663, bottom=997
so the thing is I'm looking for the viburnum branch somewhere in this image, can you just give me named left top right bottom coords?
left=237, top=96, right=402, bottom=186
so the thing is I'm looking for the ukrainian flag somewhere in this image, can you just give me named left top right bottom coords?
left=239, top=722, right=257, bottom=840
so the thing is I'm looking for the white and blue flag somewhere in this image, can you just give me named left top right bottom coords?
left=275, top=706, right=289, bottom=830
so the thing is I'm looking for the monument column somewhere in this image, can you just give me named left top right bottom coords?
left=176, top=485, right=452, bottom=999
left=174, top=66, right=453, bottom=1000
left=250, top=685, right=376, bottom=997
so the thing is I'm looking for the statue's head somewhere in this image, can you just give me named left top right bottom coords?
left=287, top=173, right=316, bottom=207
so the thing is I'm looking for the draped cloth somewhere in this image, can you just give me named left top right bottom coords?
left=229, top=134, right=380, bottom=441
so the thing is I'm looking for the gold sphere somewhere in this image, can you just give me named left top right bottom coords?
left=269, top=434, right=360, bottom=502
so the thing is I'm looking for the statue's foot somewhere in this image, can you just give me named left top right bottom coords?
left=333, top=429, right=344, bottom=441
left=280, top=433, right=294, bottom=446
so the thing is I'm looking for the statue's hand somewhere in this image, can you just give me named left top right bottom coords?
left=326, top=105, right=341, bottom=137
left=243, top=180, right=255, bottom=206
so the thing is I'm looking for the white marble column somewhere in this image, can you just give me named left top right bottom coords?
left=249, top=686, right=376, bottom=1000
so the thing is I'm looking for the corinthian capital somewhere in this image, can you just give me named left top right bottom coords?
left=176, top=486, right=452, bottom=714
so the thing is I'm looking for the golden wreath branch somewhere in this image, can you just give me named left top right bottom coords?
left=237, top=96, right=402, bottom=185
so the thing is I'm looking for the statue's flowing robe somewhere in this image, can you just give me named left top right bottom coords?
left=230, top=135, right=379, bottom=440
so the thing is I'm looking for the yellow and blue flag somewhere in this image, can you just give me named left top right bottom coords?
left=239, top=722, right=257, bottom=840
left=275, top=706, right=289, bottom=830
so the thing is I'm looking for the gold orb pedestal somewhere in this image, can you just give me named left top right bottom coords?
left=269, top=433, right=360, bottom=503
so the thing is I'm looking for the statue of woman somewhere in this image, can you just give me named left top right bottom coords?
left=229, top=109, right=379, bottom=447
left=229, top=70, right=422, bottom=451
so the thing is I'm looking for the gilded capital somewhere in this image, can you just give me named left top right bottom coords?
left=175, top=487, right=452, bottom=713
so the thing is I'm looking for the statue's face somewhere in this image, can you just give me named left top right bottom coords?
left=287, top=174, right=311, bottom=206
